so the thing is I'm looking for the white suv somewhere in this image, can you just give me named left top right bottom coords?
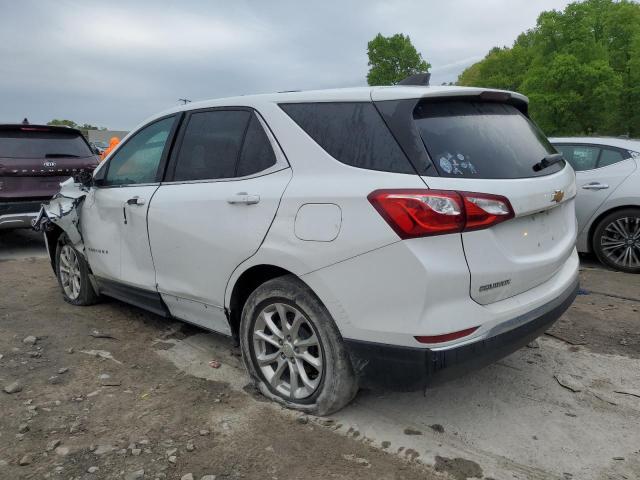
left=37, top=85, right=579, bottom=414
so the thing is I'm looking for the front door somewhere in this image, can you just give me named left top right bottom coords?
left=147, top=109, right=291, bottom=334
left=81, top=115, right=178, bottom=290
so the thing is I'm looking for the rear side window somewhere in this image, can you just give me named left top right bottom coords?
left=554, top=145, right=599, bottom=171
left=598, top=148, right=626, bottom=168
left=173, top=110, right=250, bottom=181
left=414, top=101, right=563, bottom=179
left=236, top=115, right=277, bottom=177
left=553, top=145, right=628, bottom=171
left=280, top=102, right=414, bottom=174
left=0, top=129, right=93, bottom=158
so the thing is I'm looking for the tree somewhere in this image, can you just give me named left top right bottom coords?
left=47, top=119, right=78, bottom=129
left=457, top=0, right=639, bottom=136
left=367, top=33, right=431, bottom=86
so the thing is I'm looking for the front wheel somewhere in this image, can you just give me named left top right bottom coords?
left=239, top=275, right=357, bottom=415
left=593, top=208, right=640, bottom=273
left=55, top=234, right=100, bottom=305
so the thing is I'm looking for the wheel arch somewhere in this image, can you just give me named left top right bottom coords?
left=43, top=224, right=65, bottom=271
left=227, top=264, right=298, bottom=341
left=588, top=204, right=640, bottom=253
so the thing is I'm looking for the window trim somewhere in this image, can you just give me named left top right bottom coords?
left=552, top=143, right=631, bottom=172
left=95, top=113, right=182, bottom=189
left=162, top=106, right=288, bottom=185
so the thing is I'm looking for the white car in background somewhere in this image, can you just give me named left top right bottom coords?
left=551, top=138, right=640, bottom=273
left=36, top=85, right=579, bottom=414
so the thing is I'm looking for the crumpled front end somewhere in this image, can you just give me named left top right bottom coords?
left=32, top=178, right=88, bottom=256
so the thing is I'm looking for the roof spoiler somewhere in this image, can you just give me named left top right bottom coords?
left=398, top=73, right=431, bottom=86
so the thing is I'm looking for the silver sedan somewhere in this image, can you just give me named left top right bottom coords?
left=550, top=137, right=639, bottom=273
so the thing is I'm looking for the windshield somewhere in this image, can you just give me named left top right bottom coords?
left=0, top=129, right=93, bottom=159
left=414, top=101, right=563, bottom=179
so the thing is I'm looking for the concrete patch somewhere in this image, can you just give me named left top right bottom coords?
left=160, top=333, right=640, bottom=480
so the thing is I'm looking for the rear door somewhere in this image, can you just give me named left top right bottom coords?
left=408, top=99, right=577, bottom=304
left=553, top=144, right=636, bottom=233
left=148, top=108, right=291, bottom=334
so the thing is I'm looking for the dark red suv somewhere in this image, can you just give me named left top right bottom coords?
left=0, top=124, right=99, bottom=229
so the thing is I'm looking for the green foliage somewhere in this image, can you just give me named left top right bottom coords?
left=367, top=33, right=431, bottom=86
left=47, top=119, right=78, bottom=129
left=457, top=0, right=640, bottom=137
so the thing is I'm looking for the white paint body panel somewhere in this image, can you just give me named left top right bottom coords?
left=81, top=185, right=158, bottom=289
left=148, top=168, right=292, bottom=332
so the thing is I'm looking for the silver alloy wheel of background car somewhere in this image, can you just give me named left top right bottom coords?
left=59, top=245, right=81, bottom=300
left=600, top=216, right=640, bottom=269
left=252, top=302, right=324, bottom=400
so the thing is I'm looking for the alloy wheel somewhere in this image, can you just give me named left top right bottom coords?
left=600, top=216, right=640, bottom=269
left=252, top=302, right=324, bottom=400
left=59, top=245, right=81, bottom=300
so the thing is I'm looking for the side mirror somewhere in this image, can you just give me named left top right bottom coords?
left=74, top=170, right=94, bottom=188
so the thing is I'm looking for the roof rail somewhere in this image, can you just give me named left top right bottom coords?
left=398, top=73, right=431, bottom=86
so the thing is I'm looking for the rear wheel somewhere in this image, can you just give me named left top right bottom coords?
left=593, top=208, right=640, bottom=273
left=55, top=234, right=100, bottom=305
left=239, top=275, right=357, bottom=415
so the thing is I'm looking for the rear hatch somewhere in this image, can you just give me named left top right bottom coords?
left=374, top=92, right=577, bottom=305
left=0, top=125, right=99, bottom=201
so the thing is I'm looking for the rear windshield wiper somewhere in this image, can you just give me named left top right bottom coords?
left=533, top=153, right=564, bottom=172
left=45, top=153, right=82, bottom=158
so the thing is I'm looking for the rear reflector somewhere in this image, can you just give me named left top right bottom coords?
left=415, top=326, right=479, bottom=344
left=368, top=189, right=514, bottom=239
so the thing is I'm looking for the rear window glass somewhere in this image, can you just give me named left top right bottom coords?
left=280, top=102, right=414, bottom=174
left=414, top=101, right=563, bottom=179
left=0, top=129, right=93, bottom=159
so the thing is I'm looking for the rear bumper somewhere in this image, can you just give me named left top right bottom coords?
left=345, top=277, right=579, bottom=390
left=0, top=200, right=44, bottom=229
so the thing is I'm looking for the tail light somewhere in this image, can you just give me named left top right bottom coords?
left=368, top=189, right=514, bottom=239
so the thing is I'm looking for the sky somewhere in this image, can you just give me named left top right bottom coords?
left=0, top=0, right=573, bottom=130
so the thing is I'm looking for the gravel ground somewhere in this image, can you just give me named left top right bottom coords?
left=0, top=257, right=437, bottom=480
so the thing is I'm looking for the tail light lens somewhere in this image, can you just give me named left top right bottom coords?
left=368, top=189, right=514, bottom=239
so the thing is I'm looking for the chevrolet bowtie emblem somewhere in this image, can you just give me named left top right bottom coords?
left=551, top=190, right=565, bottom=203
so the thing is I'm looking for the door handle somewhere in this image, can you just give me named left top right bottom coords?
left=226, top=192, right=260, bottom=205
left=126, top=196, right=146, bottom=206
left=582, top=182, right=609, bottom=191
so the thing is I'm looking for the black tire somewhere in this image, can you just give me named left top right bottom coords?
left=592, top=208, right=640, bottom=274
left=55, top=234, right=100, bottom=305
left=239, top=275, right=357, bottom=415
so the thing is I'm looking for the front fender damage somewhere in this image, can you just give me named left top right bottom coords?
left=32, top=177, right=88, bottom=255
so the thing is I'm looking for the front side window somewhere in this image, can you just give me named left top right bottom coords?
left=103, top=116, right=175, bottom=186
left=280, top=102, right=414, bottom=174
left=414, top=101, right=563, bottom=179
left=173, top=110, right=251, bottom=181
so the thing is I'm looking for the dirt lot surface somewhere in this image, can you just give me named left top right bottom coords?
left=1, top=248, right=639, bottom=480
left=0, top=257, right=438, bottom=480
